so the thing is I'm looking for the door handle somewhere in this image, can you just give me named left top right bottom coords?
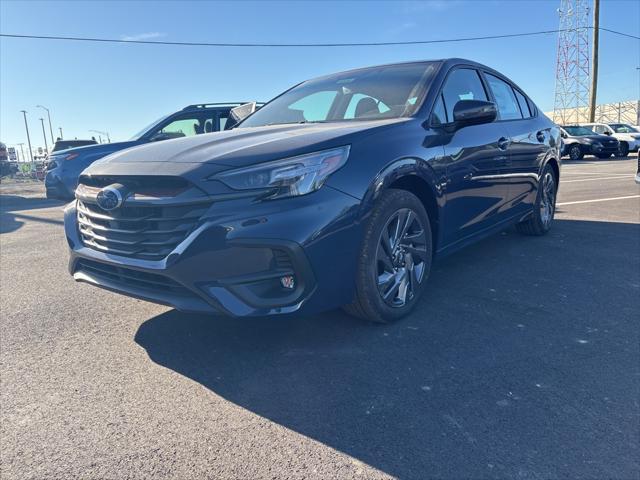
left=497, top=137, right=510, bottom=151
left=536, top=131, right=545, bottom=143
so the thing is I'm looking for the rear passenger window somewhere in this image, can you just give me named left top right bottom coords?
left=514, top=89, right=531, bottom=118
left=441, top=68, right=488, bottom=121
left=485, top=73, right=522, bottom=120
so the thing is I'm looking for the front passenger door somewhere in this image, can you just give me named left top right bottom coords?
left=439, top=68, right=512, bottom=247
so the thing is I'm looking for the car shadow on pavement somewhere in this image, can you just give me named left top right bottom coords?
left=0, top=194, right=65, bottom=233
left=135, top=219, right=639, bottom=479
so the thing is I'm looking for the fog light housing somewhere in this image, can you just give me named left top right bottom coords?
left=280, top=275, right=295, bottom=289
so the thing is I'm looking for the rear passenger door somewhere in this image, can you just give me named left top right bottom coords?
left=483, top=73, right=548, bottom=214
left=439, top=67, right=513, bottom=246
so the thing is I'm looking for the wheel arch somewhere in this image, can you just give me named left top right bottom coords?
left=361, top=157, right=443, bottom=253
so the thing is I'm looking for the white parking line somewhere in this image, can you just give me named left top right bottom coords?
left=557, top=195, right=640, bottom=206
left=561, top=176, right=635, bottom=183
left=563, top=172, right=632, bottom=176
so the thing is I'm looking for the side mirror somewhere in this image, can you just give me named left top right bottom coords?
left=604, top=131, right=611, bottom=135
left=561, top=131, right=568, bottom=139
left=226, top=102, right=258, bottom=129
left=452, top=100, right=497, bottom=130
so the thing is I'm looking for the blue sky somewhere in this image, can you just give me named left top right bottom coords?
left=1, top=0, right=638, bottom=150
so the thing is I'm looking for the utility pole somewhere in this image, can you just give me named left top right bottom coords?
left=588, top=0, right=600, bottom=122
left=36, top=105, right=55, bottom=144
left=39, top=118, right=49, bottom=153
left=58, top=127, right=63, bottom=140
left=17, top=143, right=25, bottom=164
left=20, top=110, right=34, bottom=166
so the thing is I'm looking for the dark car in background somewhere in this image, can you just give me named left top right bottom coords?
left=560, top=125, right=619, bottom=160
left=65, top=58, right=561, bottom=323
left=45, top=103, right=248, bottom=199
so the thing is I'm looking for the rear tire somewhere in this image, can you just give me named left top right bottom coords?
left=516, top=164, right=557, bottom=236
left=615, top=142, right=629, bottom=158
left=343, top=189, right=432, bottom=323
left=568, top=145, right=583, bottom=161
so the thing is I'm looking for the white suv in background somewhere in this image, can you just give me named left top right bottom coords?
left=581, top=123, right=640, bottom=157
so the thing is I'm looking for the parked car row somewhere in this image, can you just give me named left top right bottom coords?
left=64, top=58, right=563, bottom=323
left=559, top=122, right=640, bottom=160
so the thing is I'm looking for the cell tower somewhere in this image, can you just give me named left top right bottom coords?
left=553, top=0, right=591, bottom=124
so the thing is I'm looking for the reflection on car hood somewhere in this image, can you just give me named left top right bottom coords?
left=97, top=120, right=408, bottom=168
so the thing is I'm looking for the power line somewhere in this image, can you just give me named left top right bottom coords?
left=0, top=27, right=636, bottom=48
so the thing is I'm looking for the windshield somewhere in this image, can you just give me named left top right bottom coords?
left=129, top=114, right=172, bottom=140
left=610, top=123, right=638, bottom=133
left=563, top=126, right=596, bottom=136
left=240, top=62, right=438, bottom=128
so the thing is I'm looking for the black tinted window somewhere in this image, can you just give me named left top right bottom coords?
left=441, top=68, right=488, bottom=121
left=514, top=89, right=531, bottom=118
left=485, top=73, right=522, bottom=120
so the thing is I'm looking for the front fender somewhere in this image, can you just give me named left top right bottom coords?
left=360, top=157, right=443, bottom=215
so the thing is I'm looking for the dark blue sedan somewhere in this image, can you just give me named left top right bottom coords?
left=65, top=59, right=561, bottom=323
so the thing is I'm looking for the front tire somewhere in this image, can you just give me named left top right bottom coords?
left=344, top=189, right=432, bottom=323
left=616, top=142, right=629, bottom=158
left=516, top=164, right=557, bottom=236
left=568, top=145, right=583, bottom=161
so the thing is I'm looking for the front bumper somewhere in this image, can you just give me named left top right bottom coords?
left=589, top=143, right=619, bottom=156
left=45, top=169, right=74, bottom=199
left=65, top=187, right=362, bottom=317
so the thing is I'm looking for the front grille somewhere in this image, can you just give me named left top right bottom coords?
left=77, top=198, right=212, bottom=260
left=76, top=259, right=190, bottom=295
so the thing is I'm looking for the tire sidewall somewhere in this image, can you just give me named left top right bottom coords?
left=616, top=142, right=629, bottom=157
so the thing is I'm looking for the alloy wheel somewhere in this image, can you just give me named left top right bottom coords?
left=569, top=146, right=581, bottom=161
left=539, top=172, right=556, bottom=228
left=375, top=208, right=428, bottom=308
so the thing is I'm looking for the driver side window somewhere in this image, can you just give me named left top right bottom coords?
left=440, top=68, right=488, bottom=121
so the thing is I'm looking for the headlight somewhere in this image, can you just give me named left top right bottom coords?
left=211, top=146, right=350, bottom=199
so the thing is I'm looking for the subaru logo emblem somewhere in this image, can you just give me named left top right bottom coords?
left=96, top=185, right=124, bottom=211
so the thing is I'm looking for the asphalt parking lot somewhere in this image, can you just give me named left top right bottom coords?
left=1, top=157, right=639, bottom=479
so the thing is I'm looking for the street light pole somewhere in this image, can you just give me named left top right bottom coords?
left=17, top=143, right=26, bottom=163
left=36, top=105, right=55, bottom=144
left=39, top=118, right=49, bottom=153
left=58, top=127, right=63, bottom=140
left=20, top=110, right=34, bottom=166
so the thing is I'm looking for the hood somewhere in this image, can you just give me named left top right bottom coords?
left=99, top=119, right=408, bottom=168
left=49, top=140, right=138, bottom=158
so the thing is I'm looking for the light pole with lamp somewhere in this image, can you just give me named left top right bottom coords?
left=36, top=105, right=55, bottom=144
left=39, top=118, right=49, bottom=154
